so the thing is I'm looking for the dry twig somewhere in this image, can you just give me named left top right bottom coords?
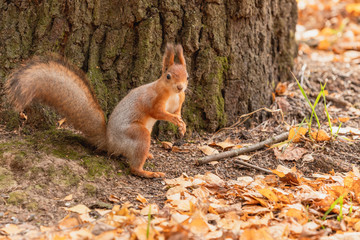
left=196, top=132, right=289, bottom=166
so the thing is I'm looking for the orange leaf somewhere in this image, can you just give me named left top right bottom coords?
left=275, top=82, right=287, bottom=95
left=286, top=208, right=308, bottom=224
left=288, top=127, right=307, bottom=142
left=310, top=130, right=331, bottom=141
left=318, top=39, right=331, bottom=51
left=346, top=3, right=360, bottom=16
left=339, top=117, right=350, bottom=123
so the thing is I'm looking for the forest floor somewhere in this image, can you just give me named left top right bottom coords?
left=0, top=53, right=360, bottom=239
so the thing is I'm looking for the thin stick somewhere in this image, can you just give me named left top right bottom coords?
left=196, top=132, right=289, bottom=165
left=233, top=159, right=273, bottom=174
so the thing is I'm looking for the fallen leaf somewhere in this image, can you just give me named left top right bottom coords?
left=310, top=129, right=331, bottom=141
left=136, top=194, right=148, bottom=204
left=210, top=138, right=237, bottom=150
left=275, top=82, right=287, bottom=95
left=161, top=141, right=173, bottom=150
left=198, top=145, right=219, bottom=155
left=140, top=204, right=159, bottom=215
left=171, top=146, right=190, bottom=153
left=0, top=224, right=22, bottom=235
left=188, top=211, right=209, bottom=235
left=288, top=127, right=308, bottom=142
left=58, top=215, right=81, bottom=230
left=134, top=223, right=155, bottom=240
left=63, top=194, right=73, bottom=201
left=274, top=146, right=308, bottom=161
left=64, top=204, right=91, bottom=214
left=108, top=194, right=121, bottom=203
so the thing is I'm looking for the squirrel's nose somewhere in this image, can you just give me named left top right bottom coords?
left=177, top=85, right=183, bottom=91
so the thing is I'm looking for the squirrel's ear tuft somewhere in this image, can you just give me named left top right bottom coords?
left=162, top=43, right=175, bottom=73
left=175, top=44, right=186, bottom=67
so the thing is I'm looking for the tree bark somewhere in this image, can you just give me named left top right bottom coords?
left=0, top=0, right=297, bottom=133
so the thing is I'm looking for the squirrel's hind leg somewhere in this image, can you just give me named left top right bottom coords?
left=125, top=124, right=165, bottom=178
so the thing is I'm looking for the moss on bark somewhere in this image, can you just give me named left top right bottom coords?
left=0, top=0, right=297, bottom=134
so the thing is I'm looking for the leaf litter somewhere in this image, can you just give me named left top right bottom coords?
left=4, top=167, right=360, bottom=239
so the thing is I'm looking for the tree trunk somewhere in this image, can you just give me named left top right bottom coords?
left=0, top=0, right=297, bottom=133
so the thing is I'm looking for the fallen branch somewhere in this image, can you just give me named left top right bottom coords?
left=196, top=132, right=289, bottom=165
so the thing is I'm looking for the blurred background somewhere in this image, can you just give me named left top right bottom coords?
left=297, top=0, right=360, bottom=63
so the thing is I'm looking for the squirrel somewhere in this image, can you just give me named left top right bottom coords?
left=5, top=43, right=188, bottom=178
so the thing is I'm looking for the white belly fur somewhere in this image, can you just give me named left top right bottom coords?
left=165, top=94, right=180, bottom=113
left=145, top=94, right=180, bottom=133
left=145, top=117, right=157, bottom=133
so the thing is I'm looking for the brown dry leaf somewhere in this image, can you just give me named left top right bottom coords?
left=286, top=208, right=308, bottom=224
left=58, top=215, right=81, bottom=230
left=62, top=194, right=73, bottom=201
left=0, top=224, right=22, bottom=235
left=288, top=127, right=308, bottom=142
left=198, top=145, right=219, bottom=155
left=188, top=211, right=209, bottom=235
left=210, top=138, right=237, bottom=150
left=140, top=204, right=159, bottom=215
left=136, top=194, right=148, bottom=204
left=108, top=194, right=121, bottom=203
left=161, top=141, right=173, bottom=150
left=171, top=146, right=190, bottom=153
left=257, top=188, right=279, bottom=202
left=273, top=146, right=308, bottom=161
left=134, top=223, right=155, bottom=240
left=63, top=204, right=91, bottom=214
left=310, top=129, right=331, bottom=141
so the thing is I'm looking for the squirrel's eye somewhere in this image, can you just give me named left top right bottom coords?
left=167, top=74, right=171, bottom=80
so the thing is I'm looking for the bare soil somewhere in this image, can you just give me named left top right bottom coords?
left=0, top=55, right=359, bottom=228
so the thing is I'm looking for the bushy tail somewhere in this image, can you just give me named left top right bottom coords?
left=5, top=54, right=107, bottom=150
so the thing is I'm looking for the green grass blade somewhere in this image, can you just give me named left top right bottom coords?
left=291, top=71, right=321, bottom=130
left=147, top=205, right=152, bottom=239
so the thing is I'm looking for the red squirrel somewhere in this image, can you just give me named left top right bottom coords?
left=5, top=43, right=188, bottom=178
